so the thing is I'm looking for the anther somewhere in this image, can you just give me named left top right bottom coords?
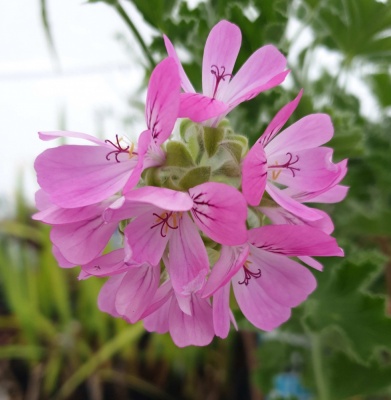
left=269, top=152, right=300, bottom=180
left=210, top=65, right=232, bottom=98
left=105, top=135, right=132, bottom=163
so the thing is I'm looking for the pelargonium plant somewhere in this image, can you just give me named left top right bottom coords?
left=34, top=20, right=347, bottom=347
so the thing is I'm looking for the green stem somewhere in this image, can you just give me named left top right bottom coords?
left=311, top=332, right=330, bottom=400
left=113, top=1, right=156, bottom=69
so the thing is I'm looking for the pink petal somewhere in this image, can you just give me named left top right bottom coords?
left=189, top=182, right=248, bottom=245
left=81, top=248, right=136, bottom=277
left=168, top=213, right=209, bottom=295
left=143, top=297, right=171, bottom=334
left=169, top=294, right=214, bottom=347
left=115, top=265, right=160, bottom=323
left=52, top=245, right=76, bottom=268
left=241, top=143, right=268, bottom=206
left=146, top=57, right=180, bottom=144
left=212, top=284, right=232, bottom=339
left=98, top=274, right=125, bottom=317
left=266, top=183, right=324, bottom=221
left=258, top=90, right=303, bottom=147
left=124, top=186, right=193, bottom=211
left=50, top=216, right=118, bottom=265
left=35, top=189, right=51, bottom=211
left=202, top=20, right=241, bottom=98
left=298, top=256, right=323, bottom=271
left=35, top=145, right=134, bottom=208
left=307, top=185, right=349, bottom=204
left=179, top=93, right=228, bottom=122
left=163, top=35, right=195, bottom=93
left=224, top=45, right=287, bottom=106
left=248, top=225, right=343, bottom=257
left=266, top=114, right=334, bottom=156
left=247, top=248, right=317, bottom=307
left=38, top=130, right=108, bottom=146
left=233, top=271, right=291, bottom=331
left=202, top=244, right=249, bottom=298
left=141, top=280, right=173, bottom=319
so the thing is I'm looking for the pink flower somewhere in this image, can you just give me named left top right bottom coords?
left=103, top=183, right=248, bottom=295
left=35, top=57, right=181, bottom=208
left=164, top=20, right=288, bottom=124
left=202, top=225, right=344, bottom=337
left=242, top=90, right=347, bottom=221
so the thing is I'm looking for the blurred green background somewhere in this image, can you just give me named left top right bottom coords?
left=1, top=0, right=390, bottom=399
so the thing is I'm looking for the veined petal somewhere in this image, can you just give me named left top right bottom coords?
left=241, top=143, right=268, bottom=206
left=212, top=284, right=232, bottom=339
left=35, top=145, right=134, bottom=208
left=202, top=20, right=241, bottom=98
left=146, top=57, right=180, bottom=144
left=163, top=35, right=195, bottom=93
left=258, top=90, right=303, bottom=147
left=266, top=183, right=323, bottom=221
left=224, top=45, right=287, bottom=106
left=179, top=93, right=228, bottom=122
left=248, top=248, right=317, bottom=308
left=189, top=182, right=248, bottom=245
left=202, top=244, right=249, bottom=298
left=266, top=114, right=334, bottom=156
left=115, top=265, right=160, bottom=323
left=168, top=213, right=209, bottom=295
left=248, top=225, right=343, bottom=257
left=81, top=248, right=137, bottom=277
left=233, top=270, right=291, bottom=331
left=50, top=217, right=118, bottom=265
left=169, top=294, right=214, bottom=347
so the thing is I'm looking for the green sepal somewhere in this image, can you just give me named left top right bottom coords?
left=178, top=166, right=211, bottom=190
left=203, top=126, right=225, bottom=157
left=165, top=141, right=195, bottom=167
left=144, top=167, right=161, bottom=187
left=220, top=140, right=243, bottom=163
left=226, top=134, right=248, bottom=155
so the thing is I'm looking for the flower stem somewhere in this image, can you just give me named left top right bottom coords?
left=311, top=332, right=330, bottom=400
left=113, top=1, right=156, bottom=69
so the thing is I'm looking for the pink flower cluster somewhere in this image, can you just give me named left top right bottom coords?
left=34, top=21, right=347, bottom=347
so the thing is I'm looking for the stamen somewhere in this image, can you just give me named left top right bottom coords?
left=238, top=261, right=262, bottom=286
left=210, top=65, right=232, bottom=98
left=150, top=211, right=180, bottom=237
left=269, top=152, right=300, bottom=180
left=105, top=134, right=135, bottom=162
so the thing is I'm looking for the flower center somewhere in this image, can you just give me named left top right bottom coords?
left=105, top=135, right=136, bottom=162
left=268, top=152, right=300, bottom=180
left=150, top=211, right=181, bottom=237
left=210, top=65, right=232, bottom=99
left=238, top=260, right=262, bottom=286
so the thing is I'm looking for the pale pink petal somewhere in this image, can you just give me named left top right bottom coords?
left=143, top=297, right=171, bottom=334
left=115, top=265, right=160, bottom=323
left=81, top=248, right=136, bottom=277
left=260, top=206, right=334, bottom=235
left=268, top=147, right=341, bottom=192
left=241, top=143, right=268, bottom=206
left=266, top=114, right=334, bottom=156
left=266, top=183, right=323, bottom=221
left=50, top=217, right=118, bottom=265
left=98, top=274, right=125, bottom=317
left=179, top=93, right=228, bottom=122
left=258, top=90, right=303, bottom=147
left=189, top=182, right=248, bottom=245
left=141, top=280, right=173, bottom=319
left=124, top=186, right=193, bottom=211
left=146, top=57, right=180, bottom=144
left=247, top=248, right=317, bottom=307
left=233, top=270, right=291, bottom=331
left=124, top=207, right=171, bottom=266
left=212, top=284, right=231, bottom=339
left=298, top=256, right=323, bottom=271
left=307, top=185, right=349, bottom=203
left=38, top=130, right=108, bottom=146
left=168, top=213, right=209, bottom=295
left=35, top=145, right=134, bottom=208
left=202, top=20, right=241, bottom=98
left=202, top=244, right=249, bottom=298
left=52, top=245, right=75, bottom=268
left=163, top=35, right=195, bottom=93
left=224, top=45, right=287, bottom=106
left=169, top=294, right=214, bottom=347
left=35, top=189, right=51, bottom=211
left=248, top=225, right=343, bottom=257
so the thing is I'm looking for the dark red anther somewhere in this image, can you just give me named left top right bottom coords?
left=150, top=212, right=179, bottom=237
left=210, top=65, right=232, bottom=98
left=238, top=266, right=262, bottom=286
left=269, top=152, right=300, bottom=179
left=105, top=134, right=130, bottom=163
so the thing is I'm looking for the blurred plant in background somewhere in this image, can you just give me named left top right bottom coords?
left=0, top=0, right=390, bottom=399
